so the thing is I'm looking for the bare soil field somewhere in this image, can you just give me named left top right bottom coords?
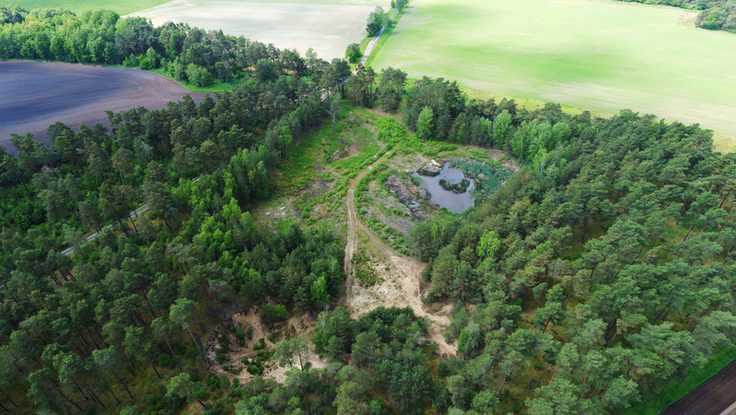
left=128, top=0, right=387, bottom=61
left=0, top=61, right=208, bottom=152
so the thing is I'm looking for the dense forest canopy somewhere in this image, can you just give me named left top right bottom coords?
left=1, top=4, right=735, bottom=415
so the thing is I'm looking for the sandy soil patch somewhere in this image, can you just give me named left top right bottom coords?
left=206, top=307, right=328, bottom=384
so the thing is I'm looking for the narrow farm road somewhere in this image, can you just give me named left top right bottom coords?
left=341, top=158, right=455, bottom=356
left=355, top=7, right=400, bottom=71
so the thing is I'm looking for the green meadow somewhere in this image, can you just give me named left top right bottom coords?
left=371, top=0, right=736, bottom=144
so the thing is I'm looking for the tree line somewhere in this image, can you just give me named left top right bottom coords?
left=616, top=0, right=736, bottom=32
left=0, top=5, right=351, bottom=87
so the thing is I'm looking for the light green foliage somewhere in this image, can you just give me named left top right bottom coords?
left=476, top=230, right=501, bottom=259
left=311, top=274, right=331, bottom=308
left=345, top=43, right=361, bottom=63
left=366, top=6, right=392, bottom=37
left=415, top=106, right=435, bottom=140
left=185, top=64, right=213, bottom=87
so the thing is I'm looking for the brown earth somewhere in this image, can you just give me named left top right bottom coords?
left=0, top=61, right=209, bottom=152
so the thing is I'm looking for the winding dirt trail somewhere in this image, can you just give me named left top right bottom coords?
left=342, top=165, right=456, bottom=357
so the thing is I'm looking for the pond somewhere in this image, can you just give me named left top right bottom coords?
left=411, top=167, right=476, bottom=213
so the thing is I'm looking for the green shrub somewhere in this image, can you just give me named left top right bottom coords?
left=235, top=328, right=246, bottom=347
left=185, top=63, right=214, bottom=87
left=253, top=339, right=267, bottom=350
left=157, top=353, right=171, bottom=367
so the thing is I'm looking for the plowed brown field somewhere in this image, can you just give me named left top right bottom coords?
left=0, top=61, right=208, bottom=152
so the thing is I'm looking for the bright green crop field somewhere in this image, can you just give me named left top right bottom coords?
left=371, top=0, right=736, bottom=143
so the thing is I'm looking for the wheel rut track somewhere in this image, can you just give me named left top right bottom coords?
left=341, top=156, right=455, bottom=357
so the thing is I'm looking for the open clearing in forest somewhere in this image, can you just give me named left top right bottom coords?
left=371, top=0, right=736, bottom=144
left=0, top=61, right=208, bottom=151
left=129, top=0, right=390, bottom=61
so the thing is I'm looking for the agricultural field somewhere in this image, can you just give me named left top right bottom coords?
left=0, top=61, right=208, bottom=149
left=370, top=0, right=736, bottom=143
left=7, top=0, right=385, bottom=15
left=128, top=0, right=390, bottom=60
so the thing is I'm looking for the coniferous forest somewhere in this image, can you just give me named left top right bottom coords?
left=1, top=6, right=735, bottom=415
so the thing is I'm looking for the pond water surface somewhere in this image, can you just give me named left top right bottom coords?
left=411, top=167, right=475, bottom=213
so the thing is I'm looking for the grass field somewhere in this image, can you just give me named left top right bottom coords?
left=128, top=0, right=388, bottom=60
left=370, top=0, right=736, bottom=146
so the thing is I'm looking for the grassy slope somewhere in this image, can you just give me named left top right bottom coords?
left=369, top=0, right=736, bottom=148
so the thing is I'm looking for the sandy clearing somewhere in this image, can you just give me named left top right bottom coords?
left=0, top=61, right=208, bottom=152
left=129, top=0, right=389, bottom=61
left=341, top=146, right=456, bottom=357
left=206, top=307, right=329, bottom=384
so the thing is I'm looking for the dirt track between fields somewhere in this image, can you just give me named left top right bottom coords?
left=0, top=61, right=208, bottom=152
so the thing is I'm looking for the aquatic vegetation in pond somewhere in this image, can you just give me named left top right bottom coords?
left=411, top=167, right=475, bottom=213
left=448, top=160, right=512, bottom=201
left=439, top=178, right=470, bottom=193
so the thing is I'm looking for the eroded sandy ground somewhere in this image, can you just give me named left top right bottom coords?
left=207, top=307, right=329, bottom=383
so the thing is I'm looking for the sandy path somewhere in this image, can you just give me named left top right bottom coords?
left=341, top=160, right=456, bottom=357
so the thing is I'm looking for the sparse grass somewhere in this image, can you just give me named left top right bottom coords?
left=713, top=131, right=736, bottom=153
left=353, top=251, right=381, bottom=286
left=370, top=0, right=736, bottom=143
